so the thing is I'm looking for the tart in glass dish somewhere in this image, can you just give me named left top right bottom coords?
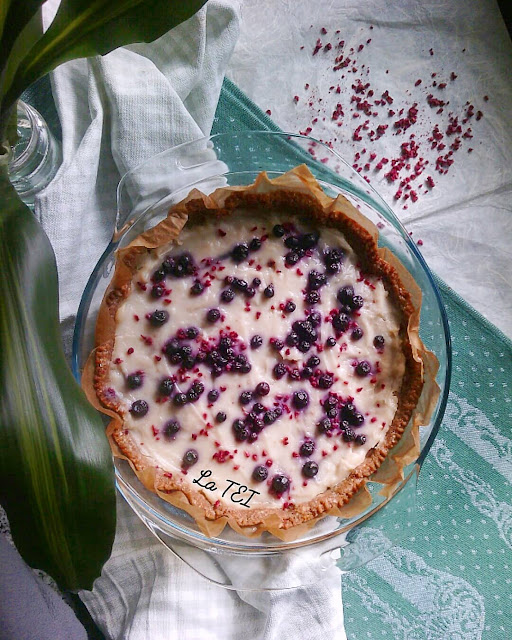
left=88, top=165, right=438, bottom=539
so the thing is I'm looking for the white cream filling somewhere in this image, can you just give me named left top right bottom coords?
left=108, top=213, right=405, bottom=510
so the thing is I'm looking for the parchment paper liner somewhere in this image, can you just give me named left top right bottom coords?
left=84, top=165, right=440, bottom=542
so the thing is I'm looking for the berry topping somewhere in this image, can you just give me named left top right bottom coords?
left=284, top=235, right=300, bottom=249
left=150, top=284, right=165, bottom=299
left=355, top=434, right=367, bottom=446
left=163, top=419, right=180, bottom=439
left=299, top=232, right=320, bottom=249
left=271, top=474, right=290, bottom=495
left=173, top=393, right=188, bottom=406
left=186, top=326, right=199, bottom=339
left=292, top=390, right=309, bottom=409
left=221, top=288, right=235, bottom=303
left=127, top=372, right=143, bottom=389
left=302, top=461, right=319, bottom=478
left=187, top=382, right=204, bottom=402
left=285, top=251, right=299, bottom=266
left=270, top=338, right=284, bottom=351
left=337, top=285, right=354, bottom=305
left=245, top=286, right=256, bottom=298
left=216, top=411, right=227, bottom=423
left=374, top=335, right=385, bottom=348
left=351, top=295, right=364, bottom=310
left=273, top=362, right=287, bottom=379
left=263, top=284, right=275, bottom=298
left=355, top=360, right=371, bottom=377
left=308, top=270, right=327, bottom=290
left=255, top=382, right=270, bottom=396
left=182, top=449, right=199, bottom=468
left=152, top=267, right=166, bottom=282
left=317, top=417, right=332, bottom=434
left=318, top=373, right=334, bottom=389
left=239, top=390, right=253, bottom=405
left=286, top=332, right=299, bottom=347
left=325, top=336, right=336, bottom=348
left=208, top=389, right=220, bottom=402
left=233, top=278, right=248, bottom=291
left=332, top=312, right=349, bottom=332
left=130, top=400, right=149, bottom=417
left=351, top=327, right=364, bottom=340
left=252, top=465, right=269, bottom=482
left=292, top=319, right=317, bottom=343
left=305, top=291, right=320, bottom=305
left=272, top=224, right=285, bottom=237
left=207, top=308, right=221, bottom=323
left=190, top=281, right=204, bottom=295
left=251, top=334, right=263, bottom=349
left=232, top=243, right=249, bottom=262
left=342, top=428, right=356, bottom=442
left=299, top=440, right=315, bottom=457
left=252, top=277, right=262, bottom=288
left=284, top=300, right=296, bottom=313
left=324, top=248, right=344, bottom=273
left=249, top=237, right=262, bottom=251
left=233, top=419, right=250, bottom=442
left=301, top=366, right=313, bottom=379
left=308, top=310, right=322, bottom=326
left=158, top=377, right=175, bottom=396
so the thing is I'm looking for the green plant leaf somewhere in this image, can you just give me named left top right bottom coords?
left=0, top=1, right=44, bottom=72
left=2, top=0, right=207, bottom=113
left=0, top=166, right=116, bottom=591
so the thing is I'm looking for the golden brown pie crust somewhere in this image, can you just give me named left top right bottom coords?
left=86, top=166, right=438, bottom=540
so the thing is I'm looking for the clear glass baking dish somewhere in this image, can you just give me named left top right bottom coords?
left=72, top=131, right=451, bottom=591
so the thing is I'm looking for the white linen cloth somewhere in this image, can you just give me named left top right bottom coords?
left=35, top=2, right=347, bottom=638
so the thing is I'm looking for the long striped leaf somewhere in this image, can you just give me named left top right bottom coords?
left=2, top=0, right=207, bottom=112
left=0, top=166, right=116, bottom=590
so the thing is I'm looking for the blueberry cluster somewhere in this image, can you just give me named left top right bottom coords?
left=323, top=247, right=344, bottom=274
left=153, top=252, right=196, bottom=282
left=232, top=403, right=283, bottom=443
left=276, top=228, right=320, bottom=267
left=317, top=394, right=366, bottom=446
left=231, top=238, right=262, bottom=263
left=285, top=317, right=319, bottom=353
left=331, top=284, right=365, bottom=336
left=220, top=275, right=261, bottom=303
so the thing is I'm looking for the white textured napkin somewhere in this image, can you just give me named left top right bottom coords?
left=35, top=2, right=347, bottom=638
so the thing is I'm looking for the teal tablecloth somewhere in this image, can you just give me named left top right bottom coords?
left=25, top=76, right=511, bottom=640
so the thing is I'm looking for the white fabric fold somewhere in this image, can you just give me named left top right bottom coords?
left=35, top=1, right=347, bottom=638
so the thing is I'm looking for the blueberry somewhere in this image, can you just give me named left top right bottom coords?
left=263, top=284, right=275, bottom=298
left=251, top=334, right=263, bottom=349
left=233, top=419, right=250, bottom=442
left=341, top=402, right=356, bottom=418
left=186, top=326, right=199, bottom=339
left=302, top=460, right=319, bottom=478
left=286, top=332, right=299, bottom=347
left=221, top=288, right=235, bottom=303
left=292, top=390, right=309, bottom=409
left=351, top=412, right=365, bottom=427
left=162, top=256, right=176, bottom=274
left=284, top=235, right=300, bottom=249
left=272, top=224, right=285, bottom=237
left=163, top=419, right=180, bottom=439
left=252, top=402, right=266, bottom=414
left=305, top=291, right=320, bottom=305
left=216, top=411, right=227, bottom=423
left=249, top=237, right=262, bottom=252
left=308, top=270, right=327, bottom=291
left=252, top=277, right=262, bottom=288
left=251, top=417, right=265, bottom=433
left=271, top=474, right=290, bottom=495
left=252, top=465, right=268, bottom=482
left=182, top=449, right=199, bottom=468
left=326, top=407, right=338, bottom=419
left=180, top=345, right=192, bottom=358
left=219, top=336, right=232, bottom=353
left=187, top=383, right=203, bottom=402
left=351, top=327, right=364, bottom=340
left=285, top=251, right=299, bottom=266
left=273, top=363, right=287, bottom=379
left=292, top=320, right=317, bottom=342
left=255, top=382, right=270, bottom=396
left=245, top=286, right=256, bottom=298
left=342, top=428, right=355, bottom=442
left=239, top=390, right=253, bottom=405
left=307, top=355, right=320, bottom=368
left=158, top=377, right=174, bottom=396
left=130, top=400, right=149, bottom=417
left=317, top=417, right=332, bottom=434
left=355, top=361, right=371, bottom=377
left=309, top=310, right=322, bottom=327
left=233, top=278, right=248, bottom=291
left=284, top=300, right=296, bottom=313
left=299, top=440, right=315, bottom=457
left=150, top=284, right=165, bottom=299
left=301, top=366, right=313, bottom=379
left=127, top=373, right=143, bottom=389
left=208, top=389, right=220, bottom=403
left=351, top=295, right=364, bottom=310
left=337, top=285, right=354, bottom=305
left=207, top=308, right=221, bottom=323
left=297, top=340, right=312, bottom=353
left=318, top=373, right=334, bottom=389
left=373, top=335, right=385, bottom=348
left=355, top=434, right=366, bottom=445
left=232, top=243, right=249, bottom=262
left=332, top=312, right=349, bottom=332
left=270, top=338, right=284, bottom=351
left=263, top=410, right=277, bottom=425
left=173, top=393, right=188, bottom=406
left=152, top=268, right=166, bottom=283
left=190, top=281, right=204, bottom=295
left=325, top=336, right=336, bottom=348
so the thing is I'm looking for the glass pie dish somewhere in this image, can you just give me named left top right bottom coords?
left=72, top=131, right=451, bottom=591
